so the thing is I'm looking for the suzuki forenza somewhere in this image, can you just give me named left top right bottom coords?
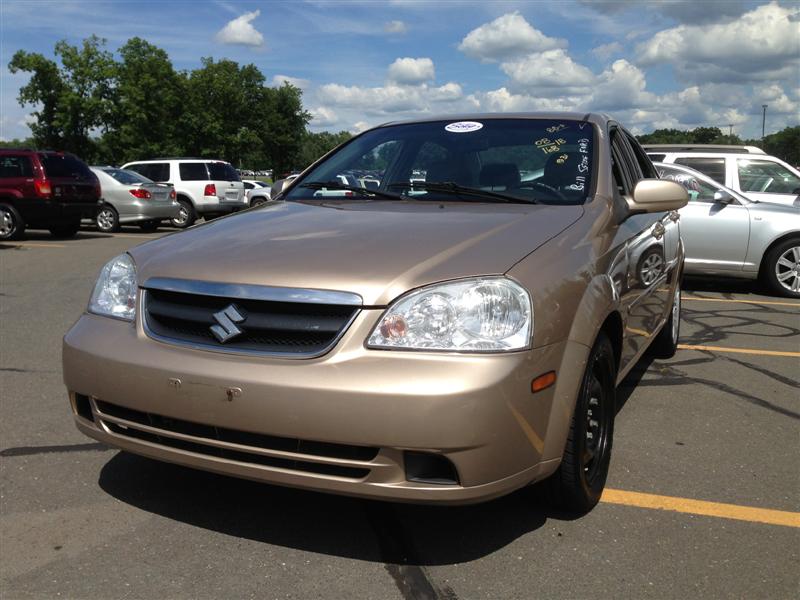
left=63, top=113, right=688, bottom=512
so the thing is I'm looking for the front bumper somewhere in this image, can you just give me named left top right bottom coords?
left=63, top=311, right=586, bottom=504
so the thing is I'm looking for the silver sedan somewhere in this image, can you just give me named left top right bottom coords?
left=90, top=167, right=181, bottom=233
left=655, top=162, right=800, bottom=297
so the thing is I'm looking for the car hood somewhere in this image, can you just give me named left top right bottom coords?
left=130, top=200, right=583, bottom=306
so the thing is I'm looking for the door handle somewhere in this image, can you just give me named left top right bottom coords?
left=651, top=222, right=665, bottom=240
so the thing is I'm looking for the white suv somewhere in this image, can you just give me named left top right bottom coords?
left=122, top=158, right=246, bottom=227
left=644, top=145, right=800, bottom=207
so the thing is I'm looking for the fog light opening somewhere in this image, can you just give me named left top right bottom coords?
left=531, top=371, right=557, bottom=393
left=73, top=393, right=94, bottom=422
left=404, top=451, right=460, bottom=485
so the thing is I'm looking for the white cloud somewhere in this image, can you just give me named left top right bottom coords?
left=387, top=57, right=435, bottom=85
left=458, top=12, right=565, bottom=62
left=636, top=2, right=800, bottom=82
left=384, top=20, right=407, bottom=34
left=501, top=49, right=595, bottom=96
left=309, top=106, right=338, bottom=127
left=215, top=10, right=265, bottom=47
left=588, top=60, right=655, bottom=112
left=271, top=74, right=310, bottom=89
left=591, top=41, right=623, bottom=61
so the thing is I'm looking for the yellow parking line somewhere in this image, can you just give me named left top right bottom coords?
left=677, top=343, right=800, bottom=358
left=601, top=488, right=800, bottom=528
left=682, top=296, right=800, bottom=308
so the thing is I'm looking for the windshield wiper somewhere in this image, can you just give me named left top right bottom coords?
left=299, top=181, right=406, bottom=201
left=387, top=181, right=537, bottom=204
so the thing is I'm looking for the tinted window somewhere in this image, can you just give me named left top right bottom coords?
left=39, top=154, right=93, bottom=179
left=0, top=155, right=33, bottom=178
left=286, top=119, right=595, bottom=205
left=243, top=181, right=254, bottom=190
left=737, top=159, right=800, bottom=194
left=130, top=163, right=170, bottom=182
left=102, top=168, right=152, bottom=185
left=647, top=153, right=666, bottom=162
left=180, top=163, right=209, bottom=181
left=207, top=162, right=240, bottom=181
left=674, top=157, right=726, bottom=183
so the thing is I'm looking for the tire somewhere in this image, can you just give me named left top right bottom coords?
left=762, top=238, right=800, bottom=298
left=139, top=220, right=159, bottom=233
left=48, top=218, right=81, bottom=239
left=171, top=198, right=196, bottom=228
left=544, top=332, right=616, bottom=513
left=250, top=196, right=268, bottom=208
left=95, top=204, right=119, bottom=233
left=0, top=203, right=25, bottom=241
left=649, top=279, right=681, bottom=359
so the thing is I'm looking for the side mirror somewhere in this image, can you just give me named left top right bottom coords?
left=713, top=190, right=734, bottom=204
left=628, top=179, right=689, bottom=215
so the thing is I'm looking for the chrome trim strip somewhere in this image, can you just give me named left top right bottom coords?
left=140, top=290, right=360, bottom=359
left=142, top=277, right=363, bottom=306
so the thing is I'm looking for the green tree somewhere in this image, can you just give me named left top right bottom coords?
left=262, top=83, right=311, bottom=175
left=8, top=51, right=65, bottom=149
left=99, top=37, right=185, bottom=164
left=298, top=130, right=352, bottom=169
left=746, top=127, right=800, bottom=165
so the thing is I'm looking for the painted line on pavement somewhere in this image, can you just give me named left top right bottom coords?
left=5, top=242, right=67, bottom=248
left=602, top=488, right=800, bottom=528
left=682, top=296, right=800, bottom=308
left=677, top=343, right=800, bottom=358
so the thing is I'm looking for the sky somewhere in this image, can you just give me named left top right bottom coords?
left=1, top=0, right=798, bottom=141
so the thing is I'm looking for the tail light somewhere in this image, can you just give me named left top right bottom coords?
left=169, top=188, right=176, bottom=200
left=34, top=179, right=52, bottom=198
left=129, top=188, right=152, bottom=199
left=204, top=184, right=217, bottom=196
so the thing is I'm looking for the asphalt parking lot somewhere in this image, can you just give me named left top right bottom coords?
left=1, top=227, right=798, bottom=599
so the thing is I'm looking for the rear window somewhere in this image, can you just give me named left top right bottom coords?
left=179, top=163, right=209, bottom=181
left=0, top=155, right=33, bottom=178
left=208, top=162, right=240, bottom=181
left=647, top=153, right=666, bottom=163
left=39, top=154, right=93, bottom=179
left=674, top=157, right=726, bottom=184
left=102, top=168, right=152, bottom=185
left=737, top=159, right=800, bottom=195
left=128, top=163, right=170, bottom=182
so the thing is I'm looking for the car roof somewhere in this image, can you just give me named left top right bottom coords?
left=644, top=144, right=765, bottom=154
left=124, top=158, right=230, bottom=163
left=375, top=111, right=611, bottom=128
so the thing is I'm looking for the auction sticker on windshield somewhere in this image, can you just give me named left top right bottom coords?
left=445, top=121, right=483, bottom=133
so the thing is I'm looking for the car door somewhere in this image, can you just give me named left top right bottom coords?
left=611, top=129, right=670, bottom=369
left=658, top=165, right=750, bottom=273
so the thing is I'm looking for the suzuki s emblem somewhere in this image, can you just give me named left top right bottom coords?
left=210, top=304, right=246, bottom=343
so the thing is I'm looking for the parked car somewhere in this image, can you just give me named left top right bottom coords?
left=122, top=158, right=246, bottom=228
left=270, top=173, right=299, bottom=198
left=64, top=113, right=688, bottom=513
left=655, top=162, right=800, bottom=297
left=243, top=180, right=272, bottom=207
left=0, top=149, right=100, bottom=240
left=645, top=144, right=800, bottom=207
left=90, top=167, right=180, bottom=233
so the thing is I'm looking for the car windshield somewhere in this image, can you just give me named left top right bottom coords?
left=103, top=168, right=152, bottom=185
left=40, top=154, right=93, bottom=180
left=208, top=162, right=241, bottom=181
left=284, top=118, right=595, bottom=205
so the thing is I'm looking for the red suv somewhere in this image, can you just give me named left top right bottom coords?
left=0, top=149, right=101, bottom=240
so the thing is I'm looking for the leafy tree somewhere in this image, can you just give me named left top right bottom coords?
left=262, top=83, right=311, bottom=176
left=99, top=37, right=184, bottom=164
left=745, top=127, right=800, bottom=165
left=298, top=130, right=352, bottom=169
left=8, top=51, right=65, bottom=149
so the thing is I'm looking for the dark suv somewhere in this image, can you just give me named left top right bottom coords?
left=0, top=149, right=101, bottom=240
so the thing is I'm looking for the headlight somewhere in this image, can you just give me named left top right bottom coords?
left=367, top=277, right=532, bottom=352
left=88, top=253, right=137, bottom=321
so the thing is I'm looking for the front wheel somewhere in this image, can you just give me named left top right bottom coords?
left=95, top=205, right=119, bottom=233
left=544, top=332, right=616, bottom=513
left=762, top=238, right=800, bottom=298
